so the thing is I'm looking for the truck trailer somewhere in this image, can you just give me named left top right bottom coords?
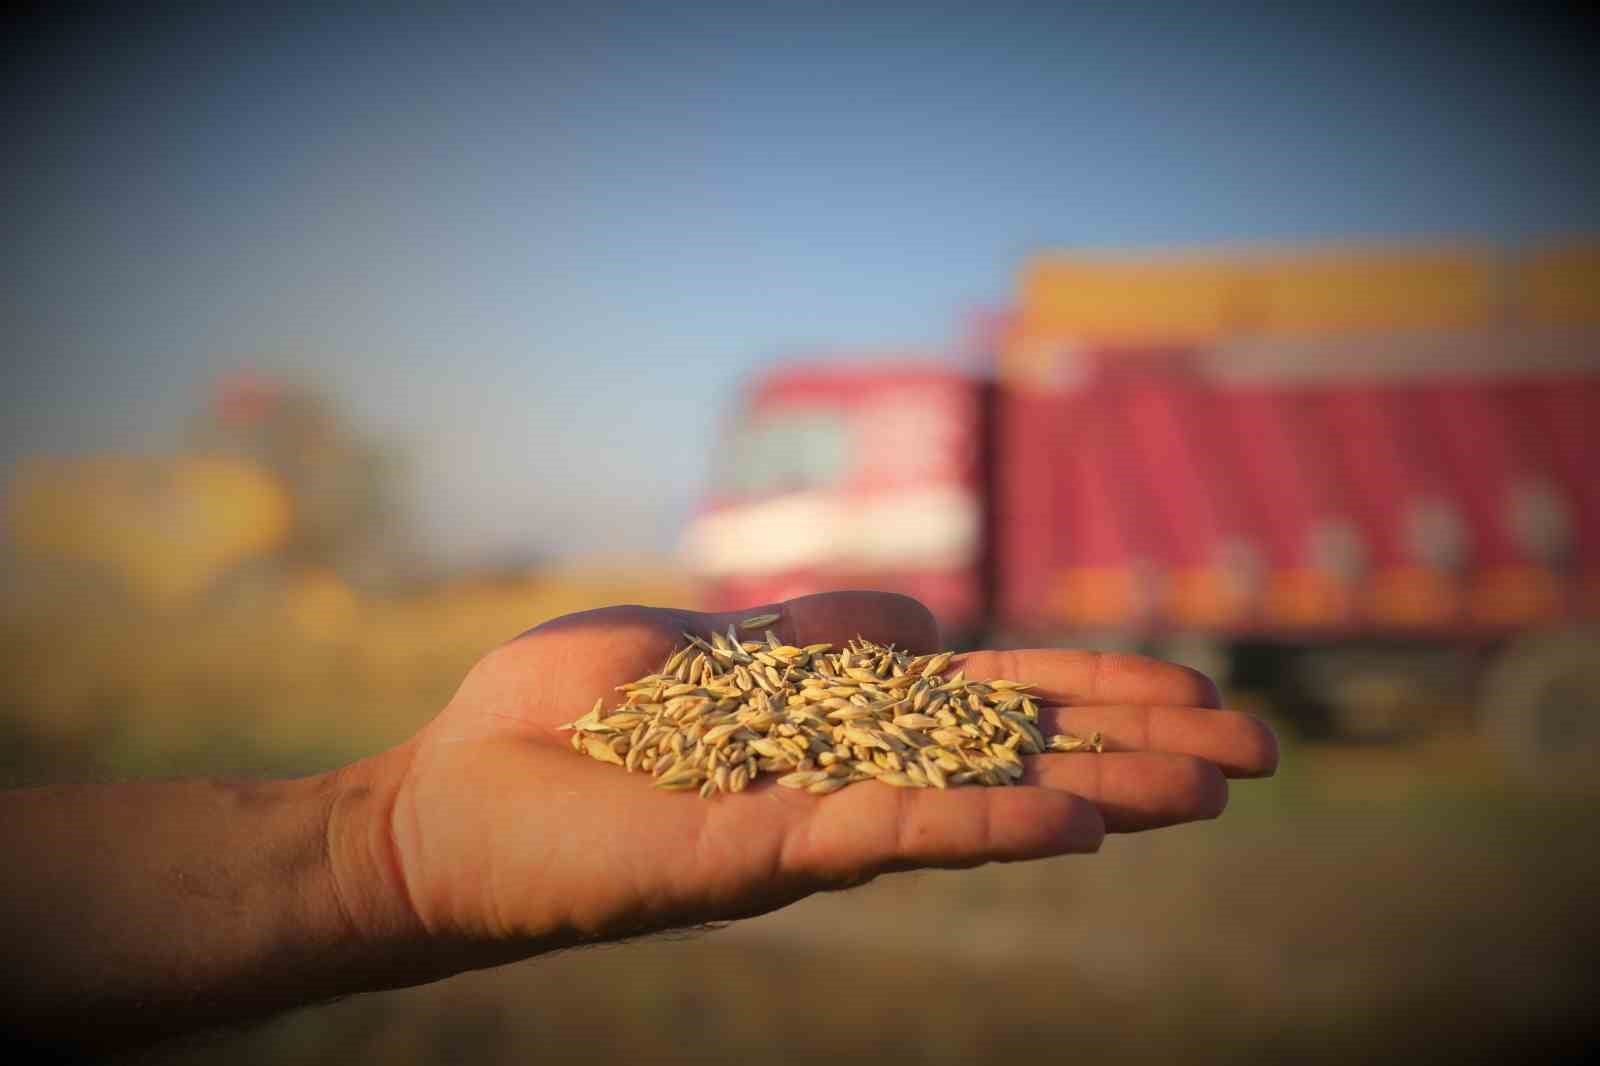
left=684, top=241, right=1599, bottom=768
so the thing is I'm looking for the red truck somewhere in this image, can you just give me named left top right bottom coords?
left=684, top=246, right=1600, bottom=768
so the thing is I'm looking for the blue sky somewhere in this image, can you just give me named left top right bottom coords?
left=5, top=5, right=1596, bottom=566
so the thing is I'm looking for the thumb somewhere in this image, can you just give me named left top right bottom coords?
left=696, top=590, right=941, bottom=656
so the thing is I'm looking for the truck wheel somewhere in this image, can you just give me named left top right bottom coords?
left=1290, top=645, right=1474, bottom=743
left=1477, top=628, right=1600, bottom=778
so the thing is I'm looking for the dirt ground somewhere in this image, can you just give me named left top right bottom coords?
left=130, top=736, right=1596, bottom=1066
left=3, top=584, right=1596, bottom=1064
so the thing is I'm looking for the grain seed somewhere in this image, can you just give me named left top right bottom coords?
left=561, top=632, right=1100, bottom=799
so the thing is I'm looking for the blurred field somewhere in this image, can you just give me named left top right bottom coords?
left=0, top=563, right=692, bottom=783
left=3, top=573, right=1596, bottom=1064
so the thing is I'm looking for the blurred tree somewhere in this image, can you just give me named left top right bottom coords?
left=189, top=370, right=417, bottom=599
left=6, top=370, right=415, bottom=616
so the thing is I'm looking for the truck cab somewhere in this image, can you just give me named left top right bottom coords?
left=683, top=360, right=988, bottom=638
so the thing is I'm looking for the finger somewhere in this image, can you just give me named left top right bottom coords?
left=1021, top=751, right=1228, bottom=832
left=955, top=649, right=1222, bottom=709
left=773, top=782, right=1105, bottom=885
left=699, top=591, right=941, bottom=656
left=1037, top=705, right=1279, bottom=778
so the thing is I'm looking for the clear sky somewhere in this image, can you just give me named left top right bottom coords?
left=5, top=4, right=1596, bottom=567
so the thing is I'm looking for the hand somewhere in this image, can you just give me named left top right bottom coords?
left=339, top=591, right=1277, bottom=975
left=0, top=590, right=1277, bottom=1053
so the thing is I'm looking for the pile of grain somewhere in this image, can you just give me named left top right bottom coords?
left=561, top=615, right=1100, bottom=799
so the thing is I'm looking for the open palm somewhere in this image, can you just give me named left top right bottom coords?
left=383, top=591, right=1277, bottom=955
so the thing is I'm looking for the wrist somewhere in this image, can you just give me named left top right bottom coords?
left=1, top=760, right=435, bottom=1053
left=323, top=739, right=554, bottom=991
left=318, top=741, right=436, bottom=982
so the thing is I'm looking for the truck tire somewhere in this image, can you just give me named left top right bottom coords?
left=1290, top=645, right=1475, bottom=743
left=1477, top=628, right=1600, bottom=778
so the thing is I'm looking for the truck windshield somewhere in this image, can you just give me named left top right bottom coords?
left=713, top=412, right=850, bottom=500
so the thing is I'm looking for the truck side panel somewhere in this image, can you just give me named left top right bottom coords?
left=993, top=348, right=1600, bottom=637
left=1220, top=385, right=1355, bottom=627
left=1415, top=378, right=1566, bottom=625
left=1503, top=378, right=1600, bottom=618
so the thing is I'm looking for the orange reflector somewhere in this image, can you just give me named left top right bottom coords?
left=1263, top=569, right=1351, bottom=627
left=1468, top=566, right=1563, bottom=626
left=1166, top=567, right=1253, bottom=629
left=1054, top=568, right=1144, bottom=628
left=1366, top=567, right=1460, bottom=627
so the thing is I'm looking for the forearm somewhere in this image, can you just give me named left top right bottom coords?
left=0, top=747, right=427, bottom=1054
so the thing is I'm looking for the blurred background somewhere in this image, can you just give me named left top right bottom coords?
left=4, top=4, right=1597, bottom=1062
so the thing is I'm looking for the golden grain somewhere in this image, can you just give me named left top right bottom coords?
left=561, top=633, right=1099, bottom=798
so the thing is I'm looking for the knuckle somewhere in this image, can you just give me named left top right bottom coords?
left=1183, top=756, right=1229, bottom=818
